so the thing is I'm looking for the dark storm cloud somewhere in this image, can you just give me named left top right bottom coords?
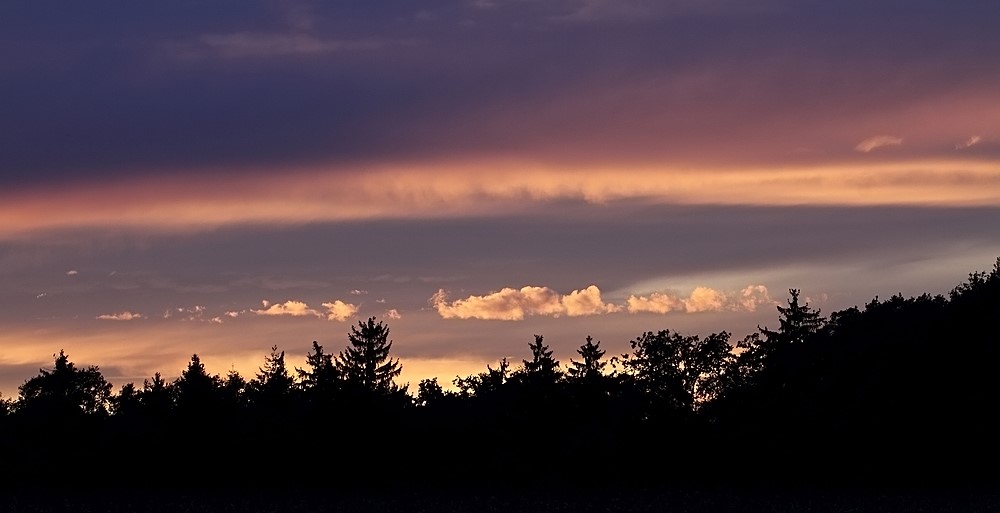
left=3, top=0, right=998, bottom=187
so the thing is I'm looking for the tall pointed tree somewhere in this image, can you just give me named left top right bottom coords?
left=174, top=354, right=221, bottom=414
left=297, top=341, right=341, bottom=403
left=567, top=336, right=607, bottom=382
left=516, top=334, right=562, bottom=387
left=759, top=289, right=824, bottom=345
left=337, top=317, right=402, bottom=395
left=249, top=345, right=295, bottom=405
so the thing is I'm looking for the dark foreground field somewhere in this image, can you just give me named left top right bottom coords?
left=3, top=486, right=999, bottom=513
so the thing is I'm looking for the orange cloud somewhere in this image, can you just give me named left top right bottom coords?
left=253, top=300, right=319, bottom=317
left=252, top=299, right=358, bottom=321
left=322, top=300, right=359, bottom=322
left=3, top=158, right=1000, bottom=240
left=855, top=135, right=903, bottom=152
left=96, top=311, right=145, bottom=321
left=431, top=285, right=620, bottom=320
left=627, top=284, right=775, bottom=314
left=956, top=135, right=982, bottom=150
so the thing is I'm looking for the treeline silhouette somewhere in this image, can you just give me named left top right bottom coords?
left=2, top=259, right=999, bottom=492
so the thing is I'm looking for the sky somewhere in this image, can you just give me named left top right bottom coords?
left=2, top=0, right=999, bottom=399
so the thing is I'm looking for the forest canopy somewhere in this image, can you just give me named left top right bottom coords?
left=1, top=258, right=998, bottom=490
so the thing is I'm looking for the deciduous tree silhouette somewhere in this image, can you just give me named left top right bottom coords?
left=18, top=350, right=112, bottom=416
left=454, top=358, right=509, bottom=398
left=622, top=330, right=731, bottom=412
left=416, top=377, right=446, bottom=407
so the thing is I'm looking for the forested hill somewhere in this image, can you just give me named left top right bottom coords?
left=1, top=259, right=998, bottom=491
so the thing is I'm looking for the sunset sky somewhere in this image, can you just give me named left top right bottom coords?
left=2, top=0, right=999, bottom=399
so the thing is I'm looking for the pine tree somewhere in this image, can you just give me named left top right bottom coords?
left=336, top=317, right=402, bottom=395
left=759, top=289, right=825, bottom=345
left=518, top=334, right=562, bottom=386
left=249, top=345, right=295, bottom=405
left=567, top=335, right=606, bottom=382
left=297, top=341, right=341, bottom=402
left=174, top=354, right=221, bottom=413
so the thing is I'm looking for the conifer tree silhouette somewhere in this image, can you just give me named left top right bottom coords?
left=337, top=317, right=402, bottom=395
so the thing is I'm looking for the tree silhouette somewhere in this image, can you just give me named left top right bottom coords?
left=174, top=354, right=222, bottom=415
left=337, top=317, right=402, bottom=395
left=297, top=341, right=340, bottom=400
left=249, top=345, right=295, bottom=405
left=18, top=350, right=112, bottom=416
left=139, top=372, right=174, bottom=417
left=567, top=335, right=606, bottom=382
left=455, top=358, right=510, bottom=398
left=515, top=334, right=562, bottom=387
left=760, top=288, right=824, bottom=345
left=416, top=377, right=446, bottom=407
left=622, top=330, right=731, bottom=412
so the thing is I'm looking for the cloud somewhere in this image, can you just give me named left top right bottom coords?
left=253, top=300, right=320, bottom=317
left=855, top=135, right=903, bottom=153
left=252, top=299, right=357, bottom=321
left=683, top=286, right=728, bottom=313
left=66, top=270, right=78, bottom=276
left=736, top=285, right=777, bottom=311
left=376, top=298, right=387, bottom=304
left=96, top=311, right=144, bottom=321
left=350, top=289, right=368, bottom=295
left=626, top=292, right=686, bottom=314
left=385, top=308, right=402, bottom=320
left=562, top=285, right=623, bottom=316
left=164, top=305, right=209, bottom=321
left=431, top=285, right=620, bottom=320
left=322, top=300, right=358, bottom=322
left=35, top=293, right=47, bottom=299
left=956, top=135, right=982, bottom=150
left=627, top=285, right=775, bottom=314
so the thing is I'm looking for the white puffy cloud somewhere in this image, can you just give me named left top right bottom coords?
left=322, top=300, right=359, bottom=322
left=350, top=289, right=368, bottom=296
left=431, top=285, right=620, bottom=320
left=855, top=135, right=903, bottom=152
left=66, top=270, right=78, bottom=276
left=627, top=284, right=776, bottom=314
left=385, top=308, right=402, bottom=320
left=96, top=311, right=144, bottom=321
